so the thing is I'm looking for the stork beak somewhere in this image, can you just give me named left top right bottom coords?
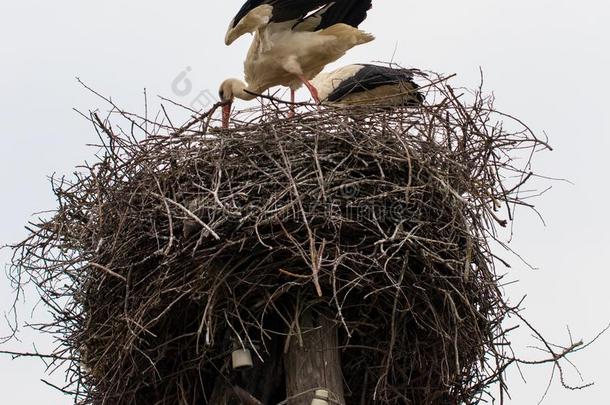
left=222, top=102, right=232, bottom=128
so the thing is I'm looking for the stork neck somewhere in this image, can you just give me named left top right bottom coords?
left=233, top=80, right=258, bottom=101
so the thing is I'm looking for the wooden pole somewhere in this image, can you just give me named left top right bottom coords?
left=284, top=310, right=345, bottom=405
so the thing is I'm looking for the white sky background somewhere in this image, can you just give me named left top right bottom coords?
left=1, top=0, right=608, bottom=403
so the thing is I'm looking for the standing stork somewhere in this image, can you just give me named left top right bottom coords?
left=311, top=64, right=425, bottom=106
left=219, top=0, right=375, bottom=127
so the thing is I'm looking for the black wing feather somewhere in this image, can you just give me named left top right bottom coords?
left=314, top=0, right=373, bottom=29
left=327, top=64, right=424, bottom=104
left=230, top=0, right=329, bottom=28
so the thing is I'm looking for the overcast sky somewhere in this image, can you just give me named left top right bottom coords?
left=1, top=0, right=609, bottom=403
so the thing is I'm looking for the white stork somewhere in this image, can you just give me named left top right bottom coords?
left=219, top=0, right=375, bottom=127
left=311, top=64, right=425, bottom=106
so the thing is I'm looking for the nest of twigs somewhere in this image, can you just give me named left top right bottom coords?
left=9, top=75, right=553, bottom=404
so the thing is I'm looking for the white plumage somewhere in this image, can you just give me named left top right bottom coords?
left=311, top=64, right=425, bottom=106
left=219, top=0, right=374, bottom=127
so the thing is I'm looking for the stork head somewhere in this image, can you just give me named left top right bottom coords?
left=219, top=79, right=254, bottom=128
left=218, top=79, right=237, bottom=129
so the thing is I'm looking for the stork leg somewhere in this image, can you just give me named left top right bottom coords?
left=297, top=75, right=321, bottom=105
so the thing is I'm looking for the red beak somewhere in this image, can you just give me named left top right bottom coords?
left=222, top=103, right=232, bottom=128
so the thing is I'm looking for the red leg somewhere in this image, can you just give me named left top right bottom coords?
left=297, top=75, right=320, bottom=104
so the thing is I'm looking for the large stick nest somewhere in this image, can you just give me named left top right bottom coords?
left=10, top=75, right=551, bottom=404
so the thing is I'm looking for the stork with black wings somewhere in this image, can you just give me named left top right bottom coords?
left=224, top=0, right=373, bottom=45
left=311, top=64, right=425, bottom=106
left=218, top=0, right=374, bottom=127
